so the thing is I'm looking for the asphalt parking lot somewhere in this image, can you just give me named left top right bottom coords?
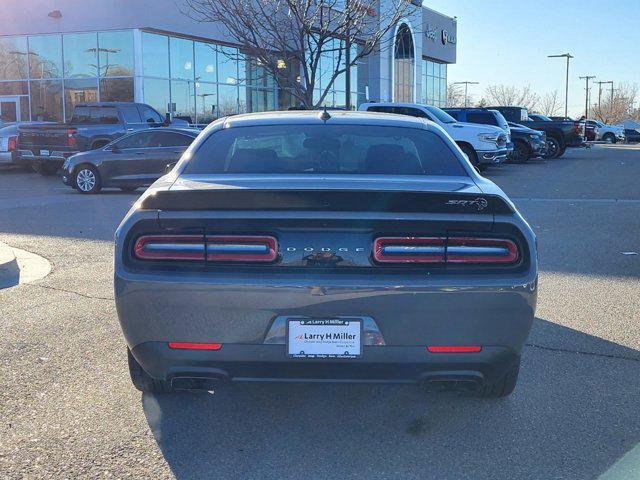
left=1, top=144, right=639, bottom=479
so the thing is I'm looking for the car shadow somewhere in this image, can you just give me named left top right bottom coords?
left=141, top=318, right=640, bottom=480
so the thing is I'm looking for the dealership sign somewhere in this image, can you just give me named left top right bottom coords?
left=424, top=23, right=456, bottom=45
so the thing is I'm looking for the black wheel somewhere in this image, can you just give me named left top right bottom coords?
left=603, top=132, right=616, bottom=144
left=127, top=348, right=173, bottom=394
left=119, top=186, right=138, bottom=192
left=508, top=141, right=530, bottom=164
left=477, top=362, right=520, bottom=398
left=544, top=137, right=561, bottom=158
left=74, top=164, right=102, bottom=194
left=459, top=144, right=482, bottom=171
left=33, top=163, right=58, bottom=176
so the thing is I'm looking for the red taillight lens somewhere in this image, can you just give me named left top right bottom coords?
left=446, top=237, right=518, bottom=263
left=134, top=235, right=205, bottom=261
left=372, top=236, right=519, bottom=265
left=427, top=345, right=482, bottom=353
left=373, top=237, right=445, bottom=263
left=133, top=234, right=278, bottom=263
left=206, top=235, right=277, bottom=262
left=168, top=342, right=222, bottom=350
left=67, top=128, right=77, bottom=147
left=7, top=136, right=17, bottom=152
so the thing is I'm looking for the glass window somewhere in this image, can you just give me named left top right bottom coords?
left=63, top=33, right=97, bottom=78
left=120, top=105, right=142, bottom=123
left=0, top=81, right=28, bottom=95
left=185, top=125, right=466, bottom=176
left=28, top=35, right=63, bottom=79
left=170, top=37, right=194, bottom=81
left=143, top=78, right=170, bottom=116
left=466, top=112, right=498, bottom=126
left=194, top=42, right=217, bottom=83
left=64, top=78, right=98, bottom=120
left=140, top=105, right=164, bottom=124
left=29, top=79, right=63, bottom=122
left=150, top=131, right=194, bottom=147
left=114, top=131, right=155, bottom=149
left=142, top=33, right=169, bottom=78
left=98, top=31, right=134, bottom=77
left=99, top=77, right=134, bottom=102
left=194, top=82, right=217, bottom=124
left=218, top=83, right=238, bottom=116
left=171, top=80, right=195, bottom=122
left=91, top=107, right=120, bottom=124
left=218, top=46, right=239, bottom=85
left=0, top=36, right=29, bottom=80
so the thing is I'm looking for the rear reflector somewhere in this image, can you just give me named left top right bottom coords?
left=207, top=235, right=277, bottom=262
left=373, top=237, right=445, bottom=263
left=168, top=342, right=222, bottom=350
left=373, top=236, right=518, bottom=264
left=134, top=235, right=205, bottom=261
left=427, top=345, right=482, bottom=353
left=67, top=128, right=77, bottom=147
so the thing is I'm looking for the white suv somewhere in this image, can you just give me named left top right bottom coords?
left=359, top=102, right=509, bottom=169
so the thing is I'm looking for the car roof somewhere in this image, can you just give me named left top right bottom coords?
left=75, top=102, right=147, bottom=107
left=220, top=110, right=429, bottom=130
left=131, top=127, right=199, bottom=135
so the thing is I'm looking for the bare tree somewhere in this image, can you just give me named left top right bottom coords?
left=483, top=84, right=539, bottom=110
left=538, top=90, right=561, bottom=117
left=591, top=83, right=639, bottom=124
left=446, top=83, right=472, bottom=108
left=183, top=0, right=414, bottom=108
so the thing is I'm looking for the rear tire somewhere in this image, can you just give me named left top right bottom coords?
left=544, top=137, right=562, bottom=159
left=127, top=348, right=173, bottom=394
left=508, top=141, right=530, bottom=164
left=477, top=362, right=520, bottom=398
left=603, top=132, right=616, bottom=144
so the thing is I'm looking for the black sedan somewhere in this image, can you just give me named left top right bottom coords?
left=623, top=128, right=640, bottom=143
left=62, top=128, right=199, bottom=193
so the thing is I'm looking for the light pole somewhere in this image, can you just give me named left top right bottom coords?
left=579, top=75, right=596, bottom=118
left=548, top=53, right=573, bottom=118
left=452, top=81, right=479, bottom=107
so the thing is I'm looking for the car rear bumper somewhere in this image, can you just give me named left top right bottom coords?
left=16, top=149, right=78, bottom=167
left=131, top=341, right=520, bottom=387
left=116, top=271, right=537, bottom=383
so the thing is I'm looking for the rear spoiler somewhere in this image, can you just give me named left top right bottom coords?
left=141, top=190, right=514, bottom=215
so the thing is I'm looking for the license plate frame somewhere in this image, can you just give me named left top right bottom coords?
left=287, top=318, right=363, bottom=359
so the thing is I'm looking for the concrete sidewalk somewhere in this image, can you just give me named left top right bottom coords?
left=0, top=241, right=51, bottom=289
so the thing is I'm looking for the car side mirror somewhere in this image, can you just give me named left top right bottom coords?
left=111, top=144, right=121, bottom=153
left=165, top=162, right=177, bottom=174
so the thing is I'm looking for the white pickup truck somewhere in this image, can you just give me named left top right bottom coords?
left=359, top=102, right=509, bottom=170
left=590, top=120, right=626, bottom=143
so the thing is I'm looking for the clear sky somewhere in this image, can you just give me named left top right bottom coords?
left=426, top=0, right=640, bottom=117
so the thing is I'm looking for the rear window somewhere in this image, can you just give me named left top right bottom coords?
left=466, top=111, right=498, bottom=126
left=184, top=124, right=467, bottom=176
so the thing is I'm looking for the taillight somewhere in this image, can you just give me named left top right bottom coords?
left=372, top=236, right=518, bottom=265
left=133, top=234, right=278, bottom=263
left=134, top=235, right=205, bottom=261
left=207, top=235, right=277, bottom=262
left=574, top=121, right=583, bottom=136
left=7, top=136, right=17, bottom=152
left=67, top=128, right=77, bottom=147
left=446, top=237, right=518, bottom=263
left=373, top=237, right=445, bottom=263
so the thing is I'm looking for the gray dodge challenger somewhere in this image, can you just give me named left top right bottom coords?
left=115, top=110, right=538, bottom=398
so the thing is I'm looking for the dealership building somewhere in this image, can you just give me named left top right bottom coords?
left=0, top=1, right=457, bottom=124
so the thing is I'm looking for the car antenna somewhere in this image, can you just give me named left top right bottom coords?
left=320, top=107, right=331, bottom=122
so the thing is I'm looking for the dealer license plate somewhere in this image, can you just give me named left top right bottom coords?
left=287, top=319, right=362, bottom=359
